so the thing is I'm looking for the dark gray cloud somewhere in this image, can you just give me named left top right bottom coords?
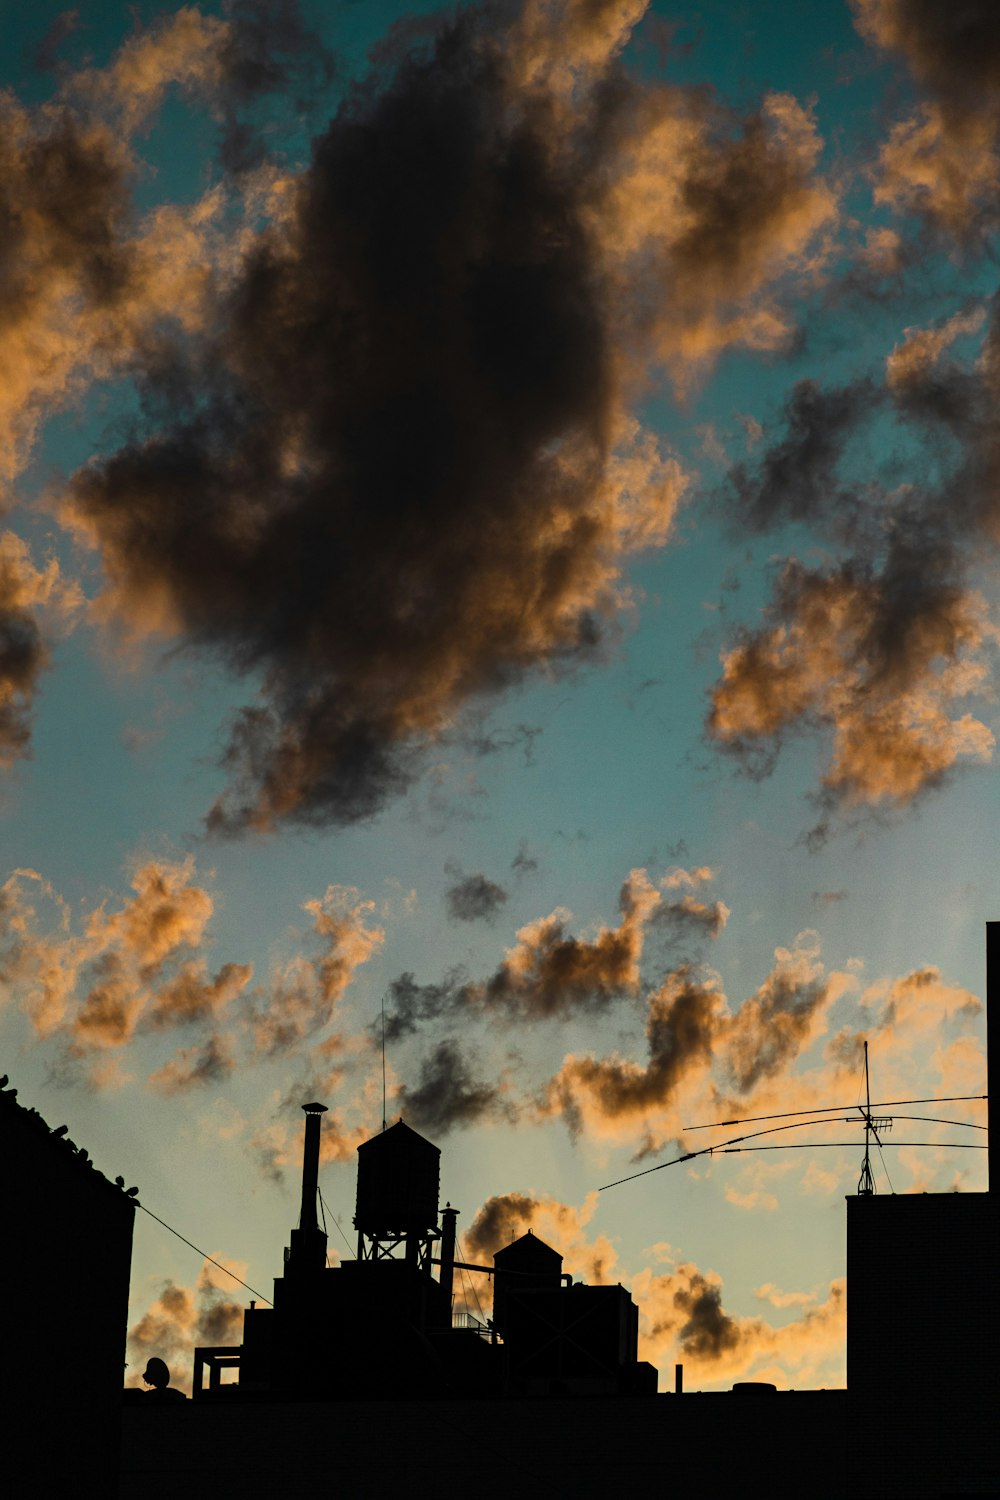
left=383, top=970, right=464, bottom=1044
left=214, top=0, right=336, bottom=172
left=444, top=866, right=509, bottom=924
left=386, top=870, right=658, bottom=1039
left=395, top=1037, right=510, bottom=1136
left=674, top=1272, right=742, bottom=1359
left=463, top=1190, right=542, bottom=1263
left=62, top=0, right=833, bottom=834
left=726, top=379, right=874, bottom=536
left=0, top=594, right=47, bottom=766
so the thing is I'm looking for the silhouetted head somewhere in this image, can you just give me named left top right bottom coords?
left=142, top=1357, right=170, bottom=1390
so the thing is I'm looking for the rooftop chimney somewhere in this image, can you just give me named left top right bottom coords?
left=285, top=1102, right=328, bottom=1274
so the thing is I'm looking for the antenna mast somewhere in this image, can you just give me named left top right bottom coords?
left=381, top=998, right=387, bottom=1133
left=858, top=1042, right=875, bottom=1195
left=857, top=1041, right=893, bottom=1195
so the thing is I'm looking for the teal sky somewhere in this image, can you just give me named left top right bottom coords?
left=0, top=0, right=993, bottom=1392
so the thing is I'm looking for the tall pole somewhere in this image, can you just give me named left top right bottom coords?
left=858, top=1042, right=875, bottom=1196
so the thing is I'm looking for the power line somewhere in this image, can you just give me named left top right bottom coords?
left=319, top=1188, right=356, bottom=1257
left=717, top=1141, right=986, bottom=1152
left=138, top=1203, right=272, bottom=1305
left=683, top=1093, right=987, bottom=1130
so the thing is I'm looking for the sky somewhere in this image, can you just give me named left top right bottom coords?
left=0, top=0, right=994, bottom=1394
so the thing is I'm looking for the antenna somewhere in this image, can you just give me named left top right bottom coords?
left=856, top=1041, right=894, bottom=1195
left=858, top=1042, right=876, bottom=1194
left=381, top=997, right=387, bottom=1133
left=598, top=1043, right=984, bottom=1193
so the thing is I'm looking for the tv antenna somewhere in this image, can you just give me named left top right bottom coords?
left=598, top=1046, right=987, bottom=1194
left=381, top=997, right=387, bottom=1133
left=857, top=1040, right=892, bottom=1195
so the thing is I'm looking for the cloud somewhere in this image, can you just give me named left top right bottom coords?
left=725, top=379, right=872, bottom=535
left=463, top=1188, right=618, bottom=1293
left=248, top=1082, right=382, bottom=1182
left=60, top=0, right=838, bottom=833
left=721, top=931, right=837, bottom=1093
left=632, top=1256, right=846, bottom=1386
left=147, top=1031, right=237, bottom=1094
left=541, top=964, right=725, bottom=1144
left=87, top=858, right=215, bottom=977
left=127, top=1256, right=246, bottom=1395
left=724, top=1185, right=778, bottom=1212
left=395, top=1037, right=512, bottom=1135
left=0, top=856, right=220, bottom=1042
left=386, top=867, right=674, bottom=1039
left=462, top=1189, right=846, bottom=1388
left=250, top=885, right=383, bottom=1055
left=0, top=26, right=244, bottom=497
left=69, top=7, right=230, bottom=134
left=542, top=932, right=855, bottom=1151
left=444, top=866, right=509, bottom=924
left=755, top=1282, right=816, bottom=1308
left=0, top=533, right=82, bottom=766
left=708, top=549, right=996, bottom=813
left=854, top=0, right=1000, bottom=238
left=144, top=960, right=254, bottom=1030
left=473, top=867, right=661, bottom=1020
left=886, top=306, right=988, bottom=390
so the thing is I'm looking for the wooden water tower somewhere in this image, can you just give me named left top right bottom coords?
left=354, top=1120, right=441, bottom=1269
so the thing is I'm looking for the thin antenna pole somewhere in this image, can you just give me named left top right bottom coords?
left=381, top=998, right=387, bottom=1133
left=858, top=1041, right=876, bottom=1196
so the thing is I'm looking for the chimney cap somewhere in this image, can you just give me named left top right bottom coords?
left=302, top=1102, right=328, bottom=1114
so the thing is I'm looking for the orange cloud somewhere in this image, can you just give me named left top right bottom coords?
left=540, top=965, right=725, bottom=1147
left=463, top=1188, right=846, bottom=1388
left=147, top=1032, right=237, bottom=1095
left=127, top=1255, right=246, bottom=1395
left=709, top=558, right=996, bottom=811
left=854, top=0, right=1000, bottom=238
left=251, top=885, right=383, bottom=1054
left=0, top=532, right=82, bottom=766
left=144, top=960, right=253, bottom=1030
left=886, top=307, right=988, bottom=390
left=632, top=1255, right=845, bottom=1388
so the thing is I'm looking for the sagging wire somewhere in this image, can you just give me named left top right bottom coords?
left=458, top=1234, right=489, bottom=1328
left=138, top=1202, right=272, bottom=1305
left=319, top=1188, right=356, bottom=1258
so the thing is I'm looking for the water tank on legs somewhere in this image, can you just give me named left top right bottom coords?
left=354, top=1120, right=440, bottom=1252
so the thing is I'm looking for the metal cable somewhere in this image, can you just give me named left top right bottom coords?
left=138, top=1202, right=272, bottom=1304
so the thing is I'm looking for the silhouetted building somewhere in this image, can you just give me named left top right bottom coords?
left=200, top=1111, right=656, bottom=1403
left=0, top=1076, right=136, bottom=1492
left=843, top=923, right=997, bottom=1496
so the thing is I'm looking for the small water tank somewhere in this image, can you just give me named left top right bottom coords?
left=492, top=1230, right=564, bottom=1334
left=354, top=1120, right=440, bottom=1236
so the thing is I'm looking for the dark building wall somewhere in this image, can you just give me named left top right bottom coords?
left=847, top=1192, right=997, bottom=1401
left=121, top=1393, right=853, bottom=1500
left=1, top=1083, right=136, bottom=1490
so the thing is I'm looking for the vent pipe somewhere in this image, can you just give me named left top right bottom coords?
left=439, top=1203, right=459, bottom=1321
left=285, top=1102, right=328, bottom=1274
left=299, top=1102, right=327, bottom=1233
